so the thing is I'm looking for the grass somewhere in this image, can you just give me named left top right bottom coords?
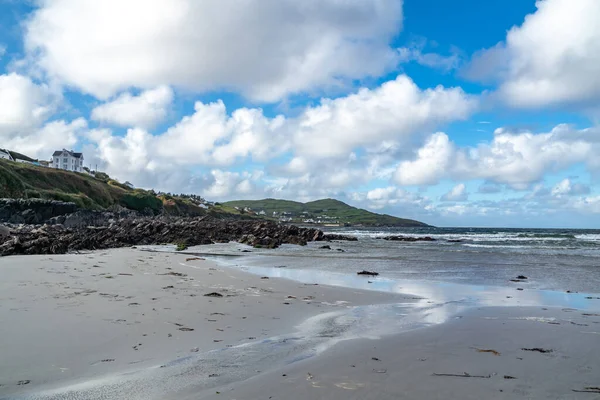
left=0, top=159, right=161, bottom=212
left=175, top=242, right=188, bottom=251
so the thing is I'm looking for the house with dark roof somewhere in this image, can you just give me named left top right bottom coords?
left=0, top=149, right=14, bottom=161
left=51, top=149, right=84, bottom=172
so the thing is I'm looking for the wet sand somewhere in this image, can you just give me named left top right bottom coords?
left=207, top=306, right=600, bottom=400
left=0, top=248, right=404, bottom=398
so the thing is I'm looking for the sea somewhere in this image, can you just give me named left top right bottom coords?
left=196, top=226, right=600, bottom=294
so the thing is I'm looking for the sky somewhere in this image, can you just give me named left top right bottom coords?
left=1, top=0, right=600, bottom=228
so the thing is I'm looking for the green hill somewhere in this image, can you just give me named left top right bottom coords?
left=0, top=159, right=212, bottom=217
left=223, top=198, right=429, bottom=227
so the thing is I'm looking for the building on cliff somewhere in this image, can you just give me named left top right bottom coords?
left=52, top=149, right=84, bottom=172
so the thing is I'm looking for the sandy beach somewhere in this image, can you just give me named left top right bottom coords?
left=1, top=247, right=599, bottom=399
left=0, top=248, right=404, bottom=399
left=209, top=306, right=600, bottom=400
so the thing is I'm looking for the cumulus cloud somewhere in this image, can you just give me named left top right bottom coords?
left=551, top=179, right=591, bottom=197
left=0, top=73, right=55, bottom=136
left=24, top=0, right=403, bottom=102
left=395, top=124, right=600, bottom=187
left=79, top=75, right=477, bottom=199
left=91, top=86, right=173, bottom=128
left=441, top=183, right=468, bottom=202
left=394, top=132, right=457, bottom=185
left=467, top=0, right=600, bottom=110
left=294, top=75, right=477, bottom=159
left=4, top=118, right=87, bottom=160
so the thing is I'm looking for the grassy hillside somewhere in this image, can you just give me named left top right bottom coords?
left=0, top=159, right=162, bottom=213
left=223, top=198, right=429, bottom=227
left=0, top=159, right=260, bottom=219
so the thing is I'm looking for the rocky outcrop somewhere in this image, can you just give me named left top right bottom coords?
left=47, top=208, right=146, bottom=228
left=380, top=235, right=436, bottom=242
left=0, top=199, right=78, bottom=224
left=322, top=234, right=358, bottom=241
left=0, top=217, right=326, bottom=256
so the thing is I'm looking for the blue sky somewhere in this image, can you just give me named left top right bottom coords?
left=1, top=0, right=600, bottom=228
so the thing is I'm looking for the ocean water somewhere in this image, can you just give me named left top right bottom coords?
left=187, top=227, right=600, bottom=295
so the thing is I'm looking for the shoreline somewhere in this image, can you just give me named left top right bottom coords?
left=2, top=247, right=599, bottom=399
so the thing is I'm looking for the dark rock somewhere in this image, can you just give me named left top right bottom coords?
left=320, top=245, right=331, bottom=250
left=322, top=234, right=358, bottom=241
left=204, top=292, right=224, bottom=298
left=381, top=236, right=435, bottom=242
left=1, top=216, right=326, bottom=256
left=357, top=270, right=379, bottom=276
left=0, top=198, right=77, bottom=224
left=447, top=239, right=463, bottom=243
left=516, top=275, right=528, bottom=280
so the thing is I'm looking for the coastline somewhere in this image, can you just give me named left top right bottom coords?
left=1, top=247, right=599, bottom=399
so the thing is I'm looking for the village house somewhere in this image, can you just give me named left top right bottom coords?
left=0, top=149, right=14, bottom=161
left=52, top=149, right=84, bottom=172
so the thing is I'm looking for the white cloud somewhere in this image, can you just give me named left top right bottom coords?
left=294, top=75, right=477, bottom=159
left=25, top=0, right=403, bottom=102
left=441, top=183, right=468, bottom=202
left=394, top=132, right=456, bottom=185
left=4, top=118, right=87, bottom=160
left=468, top=0, right=600, bottom=109
left=397, top=39, right=461, bottom=72
left=572, top=196, right=600, bottom=214
left=551, top=178, right=591, bottom=197
left=395, top=124, right=600, bottom=187
left=91, top=86, right=173, bottom=128
left=0, top=73, right=55, bottom=136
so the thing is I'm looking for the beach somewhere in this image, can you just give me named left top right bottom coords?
left=1, top=243, right=599, bottom=399
left=0, top=248, right=404, bottom=399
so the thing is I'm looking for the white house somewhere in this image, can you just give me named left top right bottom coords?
left=0, top=149, right=13, bottom=161
left=52, top=149, right=84, bottom=172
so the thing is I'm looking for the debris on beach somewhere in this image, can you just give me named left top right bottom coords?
left=433, top=372, right=491, bottom=378
left=260, top=276, right=269, bottom=279
left=118, top=273, right=133, bottom=276
left=162, top=285, right=174, bottom=289
left=504, top=375, right=517, bottom=379
left=374, top=369, right=387, bottom=373
left=522, top=347, right=553, bottom=353
left=178, top=327, right=194, bottom=332
left=320, top=245, right=331, bottom=249
left=474, top=348, right=501, bottom=356
left=572, top=387, right=600, bottom=393
left=371, top=357, right=381, bottom=361
left=204, top=292, right=224, bottom=297
left=160, top=271, right=187, bottom=277
left=516, top=275, right=528, bottom=280
left=186, top=257, right=204, bottom=261
left=357, top=270, right=379, bottom=276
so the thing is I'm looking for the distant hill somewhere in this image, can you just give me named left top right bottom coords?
left=223, top=198, right=429, bottom=227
